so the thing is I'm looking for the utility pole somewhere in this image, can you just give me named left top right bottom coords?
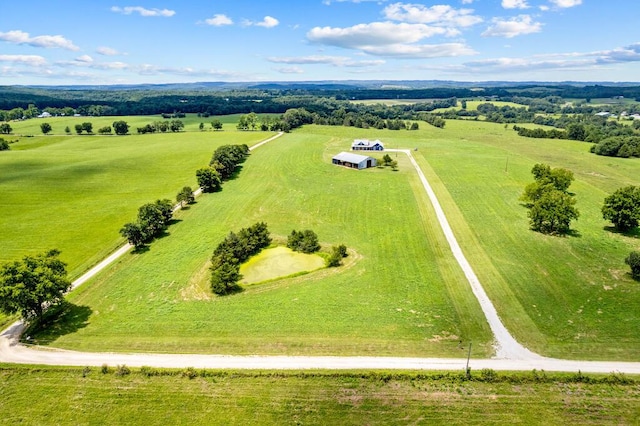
left=465, top=342, right=472, bottom=378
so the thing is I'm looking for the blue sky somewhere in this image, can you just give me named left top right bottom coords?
left=1, top=0, right=639, bottom=85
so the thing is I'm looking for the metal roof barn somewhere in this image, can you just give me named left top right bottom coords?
left=332, top=152, right=377, bottom=170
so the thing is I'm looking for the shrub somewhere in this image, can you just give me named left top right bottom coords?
left=115, top=364, right=131, bottom=377
left=626, top=251, right=640, bottom=280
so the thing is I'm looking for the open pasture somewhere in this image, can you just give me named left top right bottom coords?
left=0, top=123, right=272, bottom=276
left=2, top=365, right=638, bottom=425
left=5, top=117, right=640, bottom=361
left=28, top=125, right=493, bottom=357
left=416, top=120, right=640, bottom=360
left=6, top=113, right=241, bottom=136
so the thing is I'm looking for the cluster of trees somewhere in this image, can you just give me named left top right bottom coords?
left=419, top=113, right=445, bottom=128
left=513, top=114, right=640, bottom=153
left=136, top=119, right=184, bottom=134
left=119, top=199, right=174, bottom=249
left=520, top=164, right=579, bottom=235
left=74, top=122, right=93, bottom=134
left=602, top=186, right=640, bottom=232
left=591, top=136, right=640, bottom=158
left=0, top=137, right=10, bottom=150
left=477, top=103, right=536, bottom=123
left=287, top=229, right=320, bottom=254
left=379, top=154, right=398, bottom=170
left=0, top=249, right=70, bottom=322
left=210, top=222, right=272, bottom=295
left=0, top=123, right=12, bottom=134
left=325, top=244, right=348, bottom=267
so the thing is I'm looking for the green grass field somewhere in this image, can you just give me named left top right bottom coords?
left=0, top=119, right=271, bottom=277
left=1, top=365, right=638, bottom=425
left=25, top=124, right=493, bottom=357
left=418, top=120, right=640, bottom=360
left=0, top=119, right=274, bottom=328
left=3, top=116, right=640, bottom=361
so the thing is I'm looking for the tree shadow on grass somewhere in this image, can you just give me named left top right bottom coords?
left=225, top=164, right=244, bottom=182
left=603, top=225, right=640, bottom=239
left=23, top=302, right=92, bottom=346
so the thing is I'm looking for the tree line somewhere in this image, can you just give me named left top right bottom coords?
left=210, top=222, right=271, bottom=295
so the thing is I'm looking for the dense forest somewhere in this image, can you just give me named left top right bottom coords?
left=2, top=83, right=640, bottom=118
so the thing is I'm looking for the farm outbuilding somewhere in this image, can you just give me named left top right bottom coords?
left=332, top=152, right=377, bottom=170
left=352, top=139, right=384, bottom=151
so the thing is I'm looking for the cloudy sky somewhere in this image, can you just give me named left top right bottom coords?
left=1, top=0, right=639, bottom=85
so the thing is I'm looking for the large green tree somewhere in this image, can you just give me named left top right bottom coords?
left=0, top=123, right=12, bottom=134
left=176, top=186, right=195, bottom=207
left=0, top=250, right=71, bottom=321
left=196, top=167, right=222, bottom=192
left=112, top=120, right=129, bottom=135
left=40, top=122, right=52, bottom=135
left=119, top=222, right=146, bottom=248
left=521, top=163, right=579, bottom=235
left=602, top=186, right=640, bottom=232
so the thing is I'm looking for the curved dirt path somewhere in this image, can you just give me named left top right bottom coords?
left=2, top=136, right=640, bottom=374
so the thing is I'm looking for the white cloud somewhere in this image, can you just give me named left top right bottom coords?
left=275, top=66, right=304, bottom=74
left=362, top=42, right=475, bottom=58
left=421, top=42, right=640, bottom=76
left=383, top=3, right=483, bottom=27
left=461, top=0, right=474, bottom=3
left=254, top=16, right=280, bottom=28
left=549, top=0, right=582, bottom=8
left=110, top=6, right=175, bottom=17
left=308, top=22, right=476, bottom=58
left=539, top=5, right=550, bottom=11
left=0, top=54, right=47, bottom=66
left=0, top=30, right=79, bottom=50
left=267, top=55, right=385, bottom=67
left=96, top=46, right=121, bottom=56
left=75, top=55, right=94, bottom=63
left=482, top=15, right=542, bottom=38
left=502, top=0, right=529, bottom=9
left=205, top=14, right=233, bottom=26
left=309, top=22, right=450, bottom=47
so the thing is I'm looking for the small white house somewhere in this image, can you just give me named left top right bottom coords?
left=332, top=152, right=377, bottom=170
left=351, top=139, right=384, bottom=151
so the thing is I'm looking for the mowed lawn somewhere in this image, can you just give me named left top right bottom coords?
left=414, top=120, right=640, bottom=360
left=30, top=125, right=493, bottom=357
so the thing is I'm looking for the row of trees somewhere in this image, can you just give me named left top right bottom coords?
left=195, top=144, right=250, bottom=193
left=136, top=119, right=184, bottom=134
left=119, top=199, right=174, bottom=249
left=210, top=222, right=272, bottom=295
